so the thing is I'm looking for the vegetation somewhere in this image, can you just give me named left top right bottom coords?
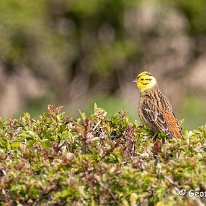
left=0, top=0, right=206, bottom=129
left=0, top=105, right=206, bottom=205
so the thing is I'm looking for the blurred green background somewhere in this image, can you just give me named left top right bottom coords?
left=0, top=0, right=206, bottom=130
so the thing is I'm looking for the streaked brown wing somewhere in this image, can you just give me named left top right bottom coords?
left=141, top=103, right=174, bottom=138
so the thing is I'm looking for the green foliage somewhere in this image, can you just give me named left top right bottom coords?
left=0, top=105, right=206, bottom=205
left=171, top=0, right=206, bottom=34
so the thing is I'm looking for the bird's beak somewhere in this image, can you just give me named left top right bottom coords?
left=133, top=79, right=137, bottom=83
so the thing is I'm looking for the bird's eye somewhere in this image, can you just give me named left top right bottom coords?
left=141, top=78, right=144, bottom=81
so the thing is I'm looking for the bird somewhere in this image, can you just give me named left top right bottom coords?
left=134, top=71, right=182, bottom=139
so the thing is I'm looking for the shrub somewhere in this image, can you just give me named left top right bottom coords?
left=0, top=105, right=206, bottom=205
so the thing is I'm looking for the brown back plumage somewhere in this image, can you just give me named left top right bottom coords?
left=139, top=85, right=182, bottom=138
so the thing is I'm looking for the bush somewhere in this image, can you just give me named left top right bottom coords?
left=0, top=105, right=206, bottom=205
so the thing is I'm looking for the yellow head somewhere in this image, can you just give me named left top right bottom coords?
left=134, top=71, right=157, bottom=92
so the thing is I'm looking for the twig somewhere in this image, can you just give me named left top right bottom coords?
left=165, top=176, right=181, bottom=191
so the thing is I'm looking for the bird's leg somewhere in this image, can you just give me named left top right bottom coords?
left=151, top=132, right=158, bottom=141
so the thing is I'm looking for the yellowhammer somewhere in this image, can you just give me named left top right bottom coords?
left=134, top=71, right=182, bottom=138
